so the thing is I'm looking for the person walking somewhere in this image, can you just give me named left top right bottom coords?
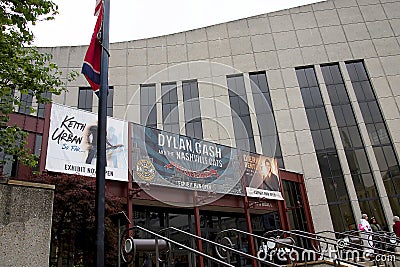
left=370, top=216, right=383, bottom=251
left=370, top=217, right=382, bottom=232
left=359, top=214, right=374, bottom=258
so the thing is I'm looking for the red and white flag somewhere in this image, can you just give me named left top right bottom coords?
left=81, top=0, right=103, bottom=95
left=94, top=0, right=102, bottom=16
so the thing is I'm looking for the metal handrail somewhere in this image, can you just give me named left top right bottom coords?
left=343, top=229, right=400, bottom=245
left=264, top=229, right=369, bottom=267
left=343, top=229, right=400, bottom=253
left=120, top=225, right=234, bottom=267
left=315, top=229, right=400, bottom=259
left=159, top=226, right=283, bottom=267
left=217, top=228, right=366, bottom=267
left=271, top=229, right=331, bottom=253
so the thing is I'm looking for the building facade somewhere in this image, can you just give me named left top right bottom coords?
left=37, top=0, right=400, bottom=235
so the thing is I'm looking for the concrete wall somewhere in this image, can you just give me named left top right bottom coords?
left=0, top=180, right=54, bottom=267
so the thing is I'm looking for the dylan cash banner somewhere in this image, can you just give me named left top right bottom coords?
left=45, top=104, right=128, bottom=181
left=242, top=153, right=283, bottom=200
left=131, top=124, right=243, bottom=195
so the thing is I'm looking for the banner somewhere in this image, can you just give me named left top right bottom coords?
left=131, top=124, right=243, bottom=195
left=45, top=104, right=128, bottom=181
left=242, top=153, right=283, bottom=200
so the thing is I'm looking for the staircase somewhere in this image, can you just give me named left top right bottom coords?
left=117, top=225, right=400, bottom=267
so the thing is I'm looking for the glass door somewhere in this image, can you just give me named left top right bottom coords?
left=199, top=212, right=249, bottom=267
left=132, top=207, right=194, bottom=267
left=282, top=180, right=311, bottom=249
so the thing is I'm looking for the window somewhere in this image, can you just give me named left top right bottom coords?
left=0, top=151, right=14, bottom=177
left=346, top=61, right=400, bottom=212
left=161, top=83, right=179, bottom=133
left=79, top=87, right=114, bottom=116
left=249, top=72, right=284, bottom=168
left=18, top=91, right=33, bottom=115
left=182, top=80, right=203, bottom=139
left=321, top=64, right=385, bottom=225
left=78, top=87, right=93, bottom=112
left=140, top=84, right=157, bottom=128
left=37, top=91, right=52, bottom=118
left=107, top=87, right=114, bottom=116
left=227, top=75, right=255, bottom=153
left=33, top=134, right=43, bottom=171
left=297, top=67, right=355, bottom=232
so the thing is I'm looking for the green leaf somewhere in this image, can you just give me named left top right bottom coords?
left=0, top=0, right=75, bottom=168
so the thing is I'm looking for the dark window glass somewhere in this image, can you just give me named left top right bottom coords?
left=383, top=146, right=398, bottom=170
left=296, top=68, right=308, bottom=88
left=346, top=61, right=400, bottom=215
left=340, top=203, right=356, bottom=230
left=323, top=178, right=337, bottom=202
left=339, top=128, right=351, bottom=149
left=352, top=82, right=365, bottom=101
left=78, top=87, right=93, bottom=112
left=162, top=83, right=179, bottom=133
left=321, top=66, right=334, bottom=85
left=335, top=84, right=348, bottom=105
left=342, top=105, right=355, bottom=126
left=348, top=126, right=362, bottom=148
left=321, top=64, right=384, bottom=224
left=305, top=68, right=318, bottom=87
left=33, top=134, right=43, bottom=171
left=328, top=205, right=346, bottom=232
left=306, top=109, right=318, bottom=130
left=19, top=91, right=33, bottom=115
left=326, top=85, right=339, bottom=105
left=359, top=102, right=372, bottom=123
left=310, top=86, right=323, bottom=107
left=321, top=129, right=335, bottom=149
left=250, top=72, right=284, bottom=165
left=345, top=150, right=358, bottom=174
left=334, top=177, right=349, bottom=201
left=140, top=84, right=157, bottom=128
left=373, top=146, right=387, bottom=171
left=297, top=67, right=355, bottom=231
left=315, top=107, right=329, bottom=129
left=368, top=199, right=386, bottom=225
left=312, top=130, right=325, bottom=151
left=328, top=153, right=342, bottom=177
left=37, top=91, right=51, bottom=118
left=355, top=149, right=369, bottom=174
left=332, top=106, right=345, bottom=127
left=317, top=153, right=331, bottom=177
left=301, top=87, right=313, bottom=108
left=183, top=80, right=203, bottom=139
left=228, top=75, right=255, bottom=153
left=361, top=81, right=375, bottom=101
left=106, top=87, right=114, bottom=116
left=352, top=174, right=364, bottom=195
left=78, top=86, right=113, bottom=115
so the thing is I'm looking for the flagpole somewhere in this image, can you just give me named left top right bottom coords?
left=95, top=0, right=110, bottom=266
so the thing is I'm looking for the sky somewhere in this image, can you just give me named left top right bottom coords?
left=31, top=0, right=322, bottom=47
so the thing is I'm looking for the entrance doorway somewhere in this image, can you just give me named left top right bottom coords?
left=132, top=207, right=195, bottom=266
left=282, top=179, right=312, bottom=248
left=199, top=211, right=248, bottom=266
